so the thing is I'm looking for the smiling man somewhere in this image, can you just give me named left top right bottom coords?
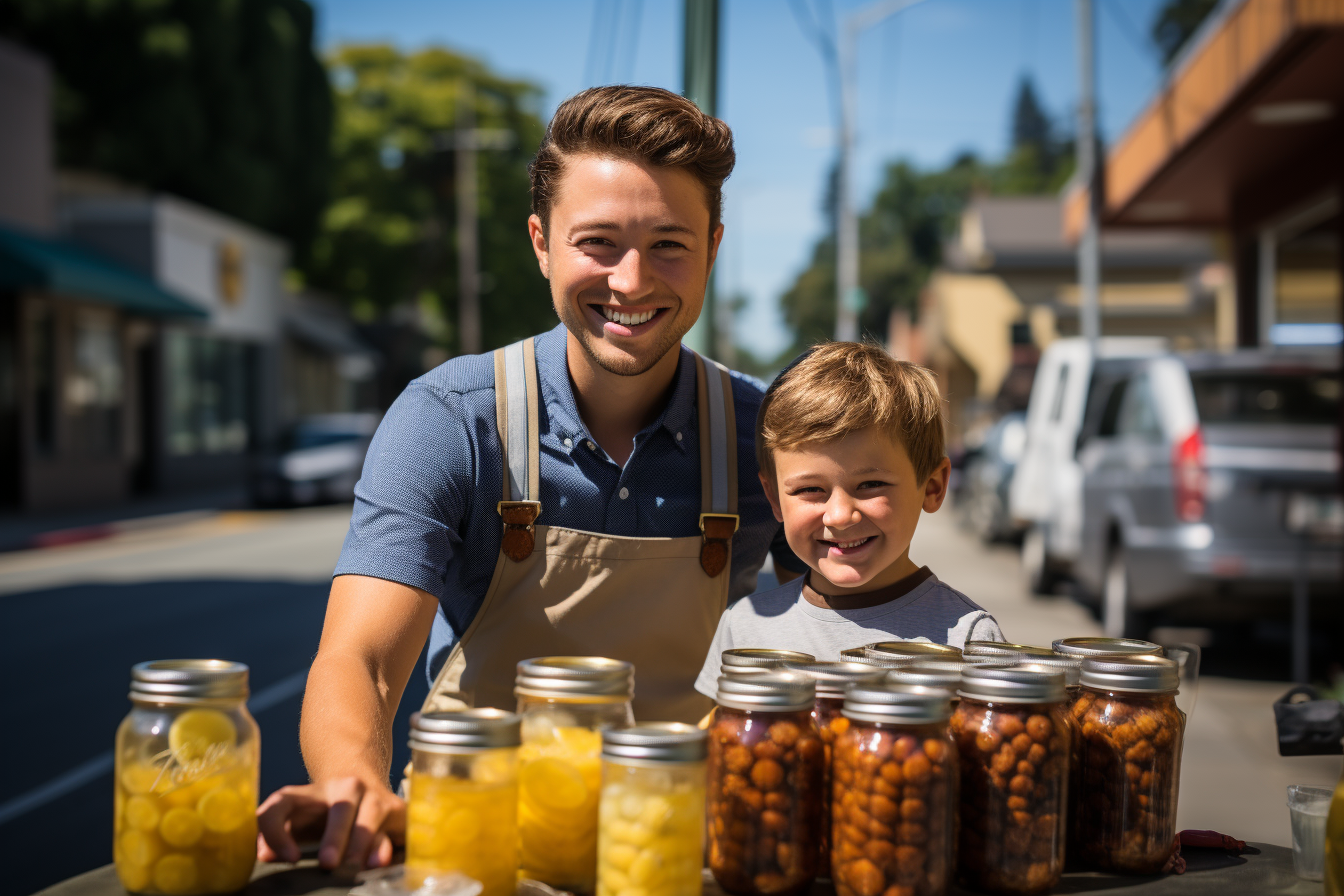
left=255, top=86, right=804, bottom=871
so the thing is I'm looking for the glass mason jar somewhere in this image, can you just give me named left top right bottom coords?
left=950, top=663, right=1071, bottom=896
left=515, top=656, right=634, bottom=893
left=405, top=709, right=520, bottom=895
left=1069, top=655, right=1185, bottom=874
left=708, top=672, right=825, bottom=896
left=783, top=661, right=885, bottom=879
left=113, top=660, right=259, bottom=896
left=597, top=723, right=707, bottom=896
left=831, top=684, right=957, bottom=896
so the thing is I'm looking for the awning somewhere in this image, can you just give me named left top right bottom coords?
left=0, top=224, right=207, bottom=318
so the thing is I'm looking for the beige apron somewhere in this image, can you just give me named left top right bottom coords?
left=422, top=337, right=741, bottom=723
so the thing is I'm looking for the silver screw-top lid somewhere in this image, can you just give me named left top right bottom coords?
left=602, top=722, right=707, bottom=763
left=1080, top=655, right=1179, bottom=693
left=782, top=661, right=885, bottom=697
left=721, top=648, right=815, bottom=670
left=410, top=709, right=521, bottom=751
left=716, top=672, right=815, bottom=712
left=964, top=641, right=1056, bottom=659
left=130, top=660, right=249, bottom=703
left=515, top=656, right=634, bottom=700
left=864, top=641, right=963, bottom=663
left=959, top=662, right=1066, bottom=704
left=885, top=662, right=964, bottom=691
left=840, top=647, right=903, bottom=668
left=1052, top=637, right=1162, bottom=658
left=843, top=683, right=952, bottom=724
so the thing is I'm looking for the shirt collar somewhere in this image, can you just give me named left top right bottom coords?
left=534, top=323, right=698, bottom=455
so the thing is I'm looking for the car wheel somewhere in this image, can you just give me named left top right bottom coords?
left=1103, top=546, right=1153, bottom=639
left=1022, top=526, right=1056, bottom=595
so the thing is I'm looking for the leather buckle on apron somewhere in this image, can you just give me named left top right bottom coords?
left=498, top=501, right=542, bottom=561
left=699, top=512, right=739, bottom=577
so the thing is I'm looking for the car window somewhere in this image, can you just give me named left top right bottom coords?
left=1049, top=364, right=1070, bottom=422
left=1116, top=375, right=1162, bottom=441
left=1191, top=371, right=1340, bottom=425
left=1098, top=379, right=1128, bottom=437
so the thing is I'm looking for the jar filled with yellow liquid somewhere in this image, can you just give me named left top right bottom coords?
left=597, top=723, right=707, bottom=896
left=113, top=660, right=259, bottom=895
left=515, top=657, right=635, bottom=893
left=406, top=709, right=521, bottom=894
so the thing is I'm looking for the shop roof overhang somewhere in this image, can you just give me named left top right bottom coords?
left=0, top=224, right=206, bottom=318
left=1065, top=0, right=1344, bottom=238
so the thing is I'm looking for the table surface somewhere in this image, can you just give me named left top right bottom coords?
left=35, top=844, right=1319, bottom=896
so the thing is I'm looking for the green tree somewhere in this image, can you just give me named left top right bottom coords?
left=309, top=45, right=550, bottom=353
left=0, top=0, right=332, bottom=265
left=1151, top=0, right=1219, bottom=65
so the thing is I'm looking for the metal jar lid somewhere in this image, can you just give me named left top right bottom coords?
left=515, top=656, right=634, bottom=701
left=843, top=683, right=952, bottom=724
left=964, top=641, right=1056, bottom=659
left=959, top=662, right=1066, bottom=704
left=721, top=648, right=815, bottom=671
left=865, top=641, right=963, bottom=663
left=130, top=660, right=249, bottom=703
left=782, top=661, right=885, bottom=697
left=410, top=709, right=521, bottom=751
left=1080, top=655, right=1179, bottom=693
left=1052, top=637, right=1162, bottom=658
left=885, top=662, right=964, bottom=691
left=840, top=647, right=902, bottom=668
left=603, top=722, right=707, bottom=763
left=716, top=672, right=815, bottom=712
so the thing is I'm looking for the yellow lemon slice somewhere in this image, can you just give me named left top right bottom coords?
left=159, top=807, right=204, bottom=847
left=153, top=854, right=199, bottom=895
left=553, top=726, right=602, bottom=757
left=116, top=860, right=152, bottom=893
left=120, top=764, right=162, bottom=795
left=118, top=829, right=162, bottom=867
left=197, top=786, right=248, bottom=833
left=443, top=808, right=482, bottom=842
left=168, top=709, right=236, bottom=761
left=521, top=758, right=588, bottom=811
left=124, top=795, right=162, bottom=832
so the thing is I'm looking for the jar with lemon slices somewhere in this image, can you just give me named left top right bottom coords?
left=113, top=660, right=259, bottom=895
left=515, top=657, right=635, bottom=893
left=597, top=723, right=707, bottom=896
left=405, top=709, right=521, bottom=895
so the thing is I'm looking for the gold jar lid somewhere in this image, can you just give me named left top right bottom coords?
left=130, top=660, right=249, bottom=704
left=782, top=660, right=885, bottom=697
left=721, top=648, right=815, bottom=671
left=1052, top=637, right=1162, bottom=658
left=964, top=641, right=1056, bottom=659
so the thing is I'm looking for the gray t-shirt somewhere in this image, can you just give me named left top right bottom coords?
left=694, top=571, right=1005, bottom=698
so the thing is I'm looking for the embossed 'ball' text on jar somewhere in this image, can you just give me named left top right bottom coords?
left=708, top=672, right=826, bottom=896
left=515, top=656, right=635, bottom=893
left=405, top=709, right=521, bottom=895
left=950, top=663, right=1071, bottom=896
left=1070, top=655, right=1185, bottom=874
left=113, top=660, right=259, bottom=896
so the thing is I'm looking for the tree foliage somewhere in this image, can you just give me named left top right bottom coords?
left=0, top=0, right=332, bottom=265
left=308, top=45, right=551, bottom=352
left=1151, top=0, right=1219, bottom=65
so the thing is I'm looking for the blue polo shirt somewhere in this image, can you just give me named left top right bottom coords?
left=335, top=323, right=804, bottom=684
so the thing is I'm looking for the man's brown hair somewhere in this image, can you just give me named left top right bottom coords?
left=758, top=341, right=946, bottom=483
left=530, top=85, right=735, bottom=235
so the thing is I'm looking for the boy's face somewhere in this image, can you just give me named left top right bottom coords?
left=528, top=153, right=723, bottom=377
left=762, top=427, right=951, bottom=592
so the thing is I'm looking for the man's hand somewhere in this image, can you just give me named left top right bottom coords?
left=256, top=777, right=404, bottom=869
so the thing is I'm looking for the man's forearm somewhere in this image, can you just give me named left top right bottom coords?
left=300, top=650, right=398, bottom=787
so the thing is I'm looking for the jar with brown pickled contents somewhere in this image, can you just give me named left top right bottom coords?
left=783, top=661, right=885, bottom=879
left=1070, top=655, right=1184, bottom=874
left=831, top=684, right=956, bottom=896
left=950, top=663, right=1071, bottom=896
left=708, top=672, right=825, bottom=896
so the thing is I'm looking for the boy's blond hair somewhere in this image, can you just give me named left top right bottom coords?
left=758, top=341, right=946, bottom=483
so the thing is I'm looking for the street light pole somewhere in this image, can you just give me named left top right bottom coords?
left=835, top=0, right=926, bottom=342
left=1075, top=0, right=1101, bottom=346
left=683, top=0, right=720, bottom=357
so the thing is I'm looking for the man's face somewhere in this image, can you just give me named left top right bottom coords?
left=529, top=154, right=722, bottom=376
left=763, top=427, right=949, bottom=591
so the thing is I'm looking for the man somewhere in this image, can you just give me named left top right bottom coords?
left=256, top=86, right=804, bottom=870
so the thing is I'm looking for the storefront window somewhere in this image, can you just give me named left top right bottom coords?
left=66, top=308, right=124, bottom=457
left=27, top=302, right=56, bottom=455
left=165, top=330, right=253, bottom=456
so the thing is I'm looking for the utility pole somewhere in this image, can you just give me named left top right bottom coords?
left=1075, top=0, right=1101, bottom=346
left=682, top=0, right=719, bottom=357
left=437, top=82, right=513, bottom=356
left=835, top=0, right=926, bottom=342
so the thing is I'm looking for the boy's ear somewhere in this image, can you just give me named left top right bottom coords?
left=922, top=456, right=952, bottom=513
left=759, top=472, right=784, bottom=523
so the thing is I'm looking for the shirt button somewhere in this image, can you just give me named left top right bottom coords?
left=675, top=432, right=683, bottom=442
left=587, top=440, right=596, bottom=451
left=563, top=438, right=572, bottom=448
left=619, top=487, right=629, bottom=500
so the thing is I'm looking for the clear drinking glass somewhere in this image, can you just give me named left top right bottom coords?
left=1288, top=784, right=1333, bottom=882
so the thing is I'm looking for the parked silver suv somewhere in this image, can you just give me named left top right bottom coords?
left=1073, top=349, right=1341, bottom=638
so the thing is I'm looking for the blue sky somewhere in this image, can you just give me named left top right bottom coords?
left=313, top=0, right=1172, bottom=356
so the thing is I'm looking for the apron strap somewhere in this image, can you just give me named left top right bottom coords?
left=495, top=338, right=541, bottom=561
left=695, top=353, right=739, bottom=577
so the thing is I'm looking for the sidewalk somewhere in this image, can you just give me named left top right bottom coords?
left=0, top=487, right=249, bottom=553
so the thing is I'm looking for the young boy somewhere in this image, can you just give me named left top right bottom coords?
left=694, top=342, right=1004, bottom=697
